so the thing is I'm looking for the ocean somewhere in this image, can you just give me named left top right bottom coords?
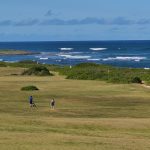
left=0, top=40, right=150, bottom=68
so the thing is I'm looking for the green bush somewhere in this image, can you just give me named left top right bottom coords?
left=0, top=62, right=7, bottom=67
left=21, top=85, right=39, bottom=91
left=66, top=68, right=107, bottom=80
left=131, top=77, right=142, bottom=84
left=19, top=60, right=38, bottom=64
left=22, top=66, right=53, bottom=76
left=75, top=63, right=100, bottom=68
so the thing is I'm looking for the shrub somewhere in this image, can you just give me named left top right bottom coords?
left=66, top=68, right=107, bottom=80
left=131, top=77, right=142, bottom=84
left=19, top=60, right=38, bottom=64
left=22, top=66, right=53, bottom=76
left=0, top=62, right=7, bottom=67
left=21, top=85, right=39, bottom=91
left=75, top=63, right=100, bottom=68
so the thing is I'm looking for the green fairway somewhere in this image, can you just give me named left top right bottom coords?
left=0, top=67, right=150, bottom=150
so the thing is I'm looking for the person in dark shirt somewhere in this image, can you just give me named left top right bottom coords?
left=29, top=96, right=37, bottom=107
left=29, top=96, right=33, bottom=107
left=50, top=98, right=55, bottom=109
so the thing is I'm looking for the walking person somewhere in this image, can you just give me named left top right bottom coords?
left=29, top=96, right=33, bottom=107
left=50, top=98, right=55, bottom=109
left=29, top=96, right=36, bottom=107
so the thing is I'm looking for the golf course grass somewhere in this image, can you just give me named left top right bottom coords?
left=0, top=66, right=150, bottom=150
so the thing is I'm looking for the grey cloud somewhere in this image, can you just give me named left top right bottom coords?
left=45, top=10, right=53, bottom=16
left=1, top=17, right=150, bottom=27
left=0, top=20, right=13, bottom=26
left=41, top=17, right=108, bottom=25
left=137, top=19, right=150, bottom=25
left=41, top=19, right=66, bottom=25
left=15, top=19, right=39, bottom=26
left=41, top=17, right=135, bottom=26
left=0, top=19, right=39, bottom=26
left=111, top=17, right=135, bottom=25
left=79, top=17, right=107, bottom=25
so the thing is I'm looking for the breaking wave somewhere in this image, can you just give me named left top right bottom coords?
left=59, top=48, right=73, bottom=51
left=103, top=56, right=146, bottom=61
left=39, top=57, right=49, bottom=60
left=87, top=58, right=100, bottom=61
left=58, top=54, right=91, bottom=59
left=90, top=48, right=107, bottom=51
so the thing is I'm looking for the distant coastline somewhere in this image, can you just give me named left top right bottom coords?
left=0, top=50, right=39, bottom=55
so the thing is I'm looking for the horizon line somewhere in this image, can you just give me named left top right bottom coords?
left=0, top=39, right=150, bottom=43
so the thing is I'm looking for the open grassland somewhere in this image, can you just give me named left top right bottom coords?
left=0, top=67, right=150, bottom=150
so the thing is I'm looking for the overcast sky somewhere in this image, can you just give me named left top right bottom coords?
left=0, top=0, right=150, bottom=41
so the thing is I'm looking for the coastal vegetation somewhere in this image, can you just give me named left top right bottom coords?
left=57, top=63, right=150, bottom=84
left=22, top=66, right=53, bottom=76
left=19, top=60, right=38, bottom=64
left=0, top=61, right=150, bottom=84
left=21, top=85, right=39, bottom=91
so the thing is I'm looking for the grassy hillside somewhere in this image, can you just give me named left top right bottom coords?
left=0, top=66, right=150, bottom=150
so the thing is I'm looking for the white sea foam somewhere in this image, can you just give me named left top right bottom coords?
left=90, top=48, right=107, bottom=51
left=68, top=52, right=83, bottom=54
left=4, top=60, right=17, bottom=63
left=87, top=59, right=100, bottom=61
left=39, top=57, right=49, bottom=60
left=58, top=52, right=83, bottom=56
left=134, top=59, right=140, bottom=62
left=58, top=54, right=91, bottom=59
left=56, top=60, right=61, bottom=62
left=144, top=68, right=150, bottom=70
left=103, top=56, right=146, bottom=61
left=35, top=55, right=41, bottom=58
left=59, top=48, right=73, bottom=51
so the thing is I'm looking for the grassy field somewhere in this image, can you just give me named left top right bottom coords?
left=0, top=67, right=150, bottom=150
